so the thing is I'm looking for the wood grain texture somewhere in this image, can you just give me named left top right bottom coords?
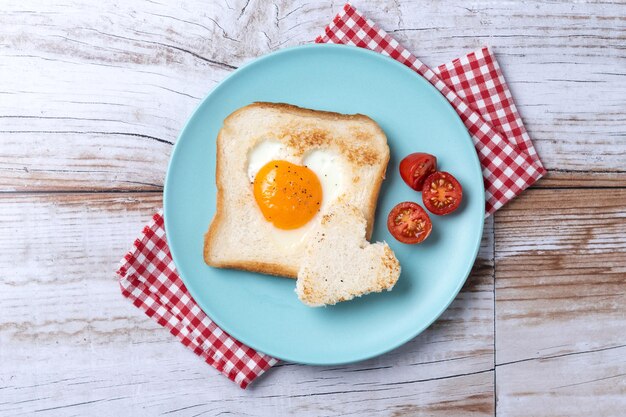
left=0, top=194, right=494, bottom=416
left=497, top=346, right=626, bottom=417
left=0, top=0, right=624, bottom=191
left=495, top=188, right=626, bottom=365
left=494, top=188, right=626, bottom=415
left=534, top=170, right=626, bottom=189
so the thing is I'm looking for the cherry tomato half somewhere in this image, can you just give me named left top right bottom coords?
left=422, top=171, right=463, bottom=215
left=399, top=153, right=437, bottom=191
left=387, top=202, right=433, bottom=244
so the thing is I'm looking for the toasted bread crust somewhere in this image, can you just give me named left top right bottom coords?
left=203, top=102, right=389, bottom=277
left=203, top=121, right=228, bottom=272
left=224, top=101, right=380, bottom=125
left=204, top=258, right=299, bottom=279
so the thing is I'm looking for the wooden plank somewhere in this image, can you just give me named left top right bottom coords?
left=534, top=171, right=626, bottom=189
left=494, top=188, right=626, bottom=366
left=1, top=0, right=624, bottom=191
left=0, top=193, right=494, bottom=415
left=497, top=346, right=626, bottom=417
left=0, top=0, right=232, bottom=191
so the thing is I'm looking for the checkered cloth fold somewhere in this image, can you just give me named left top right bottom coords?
left=117, top=212, right=278, bottom=389
left=116, top=3, right=545, bottom=389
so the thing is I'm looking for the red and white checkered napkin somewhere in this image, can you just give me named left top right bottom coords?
left=117, top=3, right=545, bottom=389
left=117, top=212, right=278, bottom=389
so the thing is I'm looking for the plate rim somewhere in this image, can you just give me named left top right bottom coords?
left=164, top=43, right=485, bottom=365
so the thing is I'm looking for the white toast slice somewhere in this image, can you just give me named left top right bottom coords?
left=296, top=203, right=401, bottom=307
left=204, top=102, right=391, bottom=278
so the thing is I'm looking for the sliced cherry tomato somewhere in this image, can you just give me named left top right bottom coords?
left=387, top=202, right=432, bottom=244
left=399, top=153, right=437, bottom=191
left=422, top=171, right=463, bottom=215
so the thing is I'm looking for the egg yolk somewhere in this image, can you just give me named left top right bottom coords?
left=253, top=160, right=323, bottom=230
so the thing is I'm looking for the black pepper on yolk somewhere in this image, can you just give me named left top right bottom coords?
left=253, top=160, right=323, bottom=230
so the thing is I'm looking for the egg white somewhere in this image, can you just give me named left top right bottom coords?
left=246, top=139, right=347, bottom=248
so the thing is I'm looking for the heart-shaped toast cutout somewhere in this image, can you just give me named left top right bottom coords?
left=296, top=203, right=401, bottom=306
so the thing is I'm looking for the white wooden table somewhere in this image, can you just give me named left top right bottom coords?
left=1, top=1, right=625, bottom=415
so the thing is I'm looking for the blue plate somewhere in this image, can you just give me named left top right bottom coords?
left=164, top=44, right=484, bottom=365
